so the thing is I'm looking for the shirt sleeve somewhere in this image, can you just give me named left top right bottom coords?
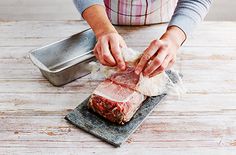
left=73, top=0, right=104, bottom=15
left=168, top=0, right=212, bottom=37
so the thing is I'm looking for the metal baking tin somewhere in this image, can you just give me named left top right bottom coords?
left=29, top=28, right=96, bottom=86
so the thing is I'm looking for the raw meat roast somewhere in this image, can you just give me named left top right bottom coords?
left=88, top=67, right=146, bottom=124
left=88, top=48, right=170, bottom=124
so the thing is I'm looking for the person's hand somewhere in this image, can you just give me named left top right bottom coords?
left=134, top=38, right=178, bottom=78
left=81, top=4, right=127, bottom=70
left=135, top=26, right=186, bottom=78
left=94, top=32, right=127, bottom=70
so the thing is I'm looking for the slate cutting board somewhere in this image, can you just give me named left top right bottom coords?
left=65, top=70, right=181, bottom=147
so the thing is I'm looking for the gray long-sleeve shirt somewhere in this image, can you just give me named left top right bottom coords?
left=73, top=0, right=212, bottom=36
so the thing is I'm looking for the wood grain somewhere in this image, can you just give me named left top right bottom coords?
left=0, top=0, right=82, bottom=21
left=0, top=21, right=236, bottom=154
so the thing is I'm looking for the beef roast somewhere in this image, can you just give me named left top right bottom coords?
left=109, top=67, right=139, bottom=89
left=88, top=68, right=146, bottom=124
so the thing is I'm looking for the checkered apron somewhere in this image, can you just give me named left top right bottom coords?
left=104, top=0, right=177, bottom=25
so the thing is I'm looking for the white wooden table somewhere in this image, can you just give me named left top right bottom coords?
left=1, top=21, right=236, bottom=155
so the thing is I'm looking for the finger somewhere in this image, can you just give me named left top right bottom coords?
left=135, top=40, right=161, bottom=75
left=149, top=55, right=172, bottom=78
left=96, top=44, right=107, bottom=65
left=110, top=38, right=126, bottom=70
left=143, top=48, right=167, bottom=76
left=93, top=45, right=99, bottom=60
left=167, top=58, right=175, bottom=69
left=100, top=41, right=116, bottom=66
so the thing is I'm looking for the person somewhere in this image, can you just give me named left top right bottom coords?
left=73, top=0, right=212, bottom=77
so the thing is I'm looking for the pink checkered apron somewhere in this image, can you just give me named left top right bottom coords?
left=104, top=0, right=177, bottom=25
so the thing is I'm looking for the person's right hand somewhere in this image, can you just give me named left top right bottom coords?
left=93, top=32, right=127, bottom=70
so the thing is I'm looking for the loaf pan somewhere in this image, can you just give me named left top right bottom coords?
left=29, top=28, right=97, bottom=86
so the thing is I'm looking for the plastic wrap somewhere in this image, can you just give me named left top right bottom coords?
left=89, top=47, right=185, bottom=97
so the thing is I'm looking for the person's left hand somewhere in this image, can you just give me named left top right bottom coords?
left=134, top=26, right=185, bottom=78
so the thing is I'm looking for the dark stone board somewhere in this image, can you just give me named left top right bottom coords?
left=65, top=70, right=181, bottom=147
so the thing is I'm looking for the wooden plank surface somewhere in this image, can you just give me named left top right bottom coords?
left=0, top=0, right=82, bottom=21
left=0, top=21, right=236, bottom=155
